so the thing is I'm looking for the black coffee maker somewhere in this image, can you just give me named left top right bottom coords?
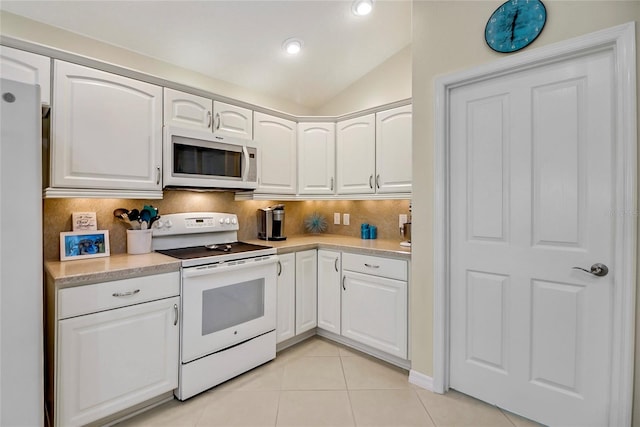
left=257, top=204, right=286, bottom=241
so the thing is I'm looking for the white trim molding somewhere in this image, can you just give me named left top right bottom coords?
left=433, top=22, right=637, bottom=426
left=409, top=370, right=434, bottom=391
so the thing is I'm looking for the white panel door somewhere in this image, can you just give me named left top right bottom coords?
left=213, top=101, right=253, bottom=140
left=276, top=253, right=296, bottom=343
left=298, top=122, right=336, bottom=195
left=336, top=114, right=375, bottom=194
left=317, top=249, right=341, bottom=334
left=341, top=271, right=407, bottom=359
left=449, top=50, right=615, bottom=426
left=163, top=88, right=212, bottom=130
left=57, top=297, right=179, bottom=427
left=254, top=112, right=297, bottom=194
left=295, top=249, right=318, bottom=334
left=375, top=105, right=412, bottom=193
left=52, top=60, right=162, bottom=190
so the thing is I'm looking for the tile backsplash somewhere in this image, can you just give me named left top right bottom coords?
left=43, top=191, right=410, bottom=260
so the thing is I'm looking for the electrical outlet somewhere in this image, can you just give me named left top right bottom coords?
left=343, top=213, right=350, bottom=225
left=399, top=214, right=408, bottom=228
left=334, top=213, right=341, bottom=225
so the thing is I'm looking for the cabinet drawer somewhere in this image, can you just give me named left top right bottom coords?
left=342, top=253, right=407, bottom=281
left=58, top=272, right=180, bottom=319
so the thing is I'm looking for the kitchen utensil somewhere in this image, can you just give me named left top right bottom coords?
left=140, top=209, right=151, bottom=230
left=113, top=208, right=128, bottom=218
left=128, top=209, right=140, bottom=222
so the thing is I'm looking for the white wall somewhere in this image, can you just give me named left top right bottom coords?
left=313, top=45, right=411, bottom=116
left=411, top=0, right=639, bottom=422
left=0, top=11, right=314, bottom=116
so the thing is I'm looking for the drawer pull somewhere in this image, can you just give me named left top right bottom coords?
left=112, top=289, right=140, bottom=297
left=174, top=304, right=179, bottom=326
left=334, top=257, right=339, bottom=272
left=364, top=263, right=380, bottom=269
left=342, top=275, right=346, bottom=291
left=277, top=260, right=282, bottom=276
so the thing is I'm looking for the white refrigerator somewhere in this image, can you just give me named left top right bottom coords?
left=0, top=78, right=44, bottom=426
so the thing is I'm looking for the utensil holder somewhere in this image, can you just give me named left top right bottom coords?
left=126, top=229, right=152, bottom=254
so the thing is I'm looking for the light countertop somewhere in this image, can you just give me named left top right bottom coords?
left=245, top=234, right=411, bottom=260
left=45, top=252, right=181, bottom=289
left=45, top=234, right=410, bottom=288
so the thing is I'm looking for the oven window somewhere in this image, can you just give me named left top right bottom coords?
left=201, top=279, right=265, bottom=335
left=174, top=143, right=242, bottom=178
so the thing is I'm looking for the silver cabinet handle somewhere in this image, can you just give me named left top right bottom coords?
left=369, top=174, right=373, bottom=189
left=342, top=275, right=346, bottom=291
left=364, top=263, right=380, bottom=269
left=174, top=304, right=178, bottom=326
left=376, top=174, right=380, bottom=189
left=156, top=166, right=161, bottom=185
left=277, top=260, right=282, bottom=276
left=330, top=177, right=334, bottom=191
left=334, top=257, right=339, bottom=272
left=215, top=112, right=221, bottom=130
left=572, top=263, right=609, bottom=277
left=112, top=289, right=140, bottom=297
left=207, top=111, right=212, bottom=128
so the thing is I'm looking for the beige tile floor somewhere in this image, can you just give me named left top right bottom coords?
left=116, top=337, right=544, bottom=427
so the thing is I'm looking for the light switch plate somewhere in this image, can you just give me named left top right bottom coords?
left=343, top=213, right=350, bottom=225
left=334, top=213, right=341, bottom=225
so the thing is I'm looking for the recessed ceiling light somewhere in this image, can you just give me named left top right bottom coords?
left=352, top=0, right=373, bottom=16
left=283, top=38, right=303, bottom=55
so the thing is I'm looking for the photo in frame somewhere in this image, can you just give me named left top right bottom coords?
left=60, top=230, right=110, bottom=261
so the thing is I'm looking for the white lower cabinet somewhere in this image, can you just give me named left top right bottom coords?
left=341, top=253, right=408, bottom=359
left=295, top=249, right=318, bottom=334
left=53, top=272, right=180, bottom=426
left=317, top=249, right=341, bottom=334
left=276, top=253, right=296, bottom=343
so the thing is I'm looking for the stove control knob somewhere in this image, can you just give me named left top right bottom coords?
left=165, top=220, right=173, bottom=229
left=231, top=218, right=237, bottom=225
left=225, top=217, right=231, bottom=224
left=219, top=218, right=225, bottom=224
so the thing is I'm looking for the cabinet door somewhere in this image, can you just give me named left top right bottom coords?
left=254, top=112, right=297, bottom=194
left=336, top=114, right=375, bottom=194
left=57, top=296, right=179, bottom=427
left=375, top=105, right=412, bottom=194
left=295, top=249, right=318, bottom=334
left=298, top=122, right=335, bottom=195
left=0, top=45, right=50, bottom=105
left=317, top=250, right=341, bottom=334
left=52, top=61, right=162, bottom=191
left=164, top=88, right=212, bottom=130
left=342, top=271, right=407, bottom=359
left=276, top=253, right=296, bottom=343
left=213, top=100, right=253, bottom=140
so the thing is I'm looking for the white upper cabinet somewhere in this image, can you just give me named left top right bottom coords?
left=50, top=60, right=162, bottom=195
left=164, top=88, right=212, bottom=130
left=0, top=45, right=51, bottom=105
left=213, top=100, right=253, bottom=140
left=298, top=122, right=335, bottom=195
left=375, top=104, right=412, bottom=194
left=336, top=114, right=376, bottom=194
left=254, top=112, right=297, bottom=194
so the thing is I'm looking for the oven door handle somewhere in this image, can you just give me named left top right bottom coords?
left=182, top=256, right=278, bottom=278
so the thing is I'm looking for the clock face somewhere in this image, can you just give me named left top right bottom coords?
left=485, top=0, right=546, bottom=53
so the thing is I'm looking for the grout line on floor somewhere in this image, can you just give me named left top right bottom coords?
left=339, top=354, right=358, bottom=426
left=414, top=388, right=438, bottom=427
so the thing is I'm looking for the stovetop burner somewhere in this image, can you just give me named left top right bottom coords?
left=156, top=241, right=274, bottom=261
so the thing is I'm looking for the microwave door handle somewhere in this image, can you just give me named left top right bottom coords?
left=242, top=146, right=250, bottom=182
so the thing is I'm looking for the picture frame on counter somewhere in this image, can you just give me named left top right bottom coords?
left=60, top=230, right=110, bottom=261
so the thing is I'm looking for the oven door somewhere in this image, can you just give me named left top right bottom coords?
left=181, top=256, right=277, bottom=363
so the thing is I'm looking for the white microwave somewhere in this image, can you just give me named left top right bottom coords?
left=163, top=126, right=258, bottom=190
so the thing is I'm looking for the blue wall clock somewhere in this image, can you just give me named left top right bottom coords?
left=485, top=0, right=547, bottom=53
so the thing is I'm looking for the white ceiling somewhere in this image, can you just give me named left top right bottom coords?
left=0, top=0, right=412, bottom=109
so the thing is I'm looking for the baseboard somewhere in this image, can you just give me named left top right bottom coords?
left=409, top=370, right=434, bottom=391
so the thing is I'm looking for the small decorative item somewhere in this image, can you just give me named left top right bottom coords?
left=304, top=212, right=328, bottom=234
left=485, top=0, right=546, bottom=53
left=72, top=212, right=97, bottom=231
left=60, top=230, right=110, bottom=261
